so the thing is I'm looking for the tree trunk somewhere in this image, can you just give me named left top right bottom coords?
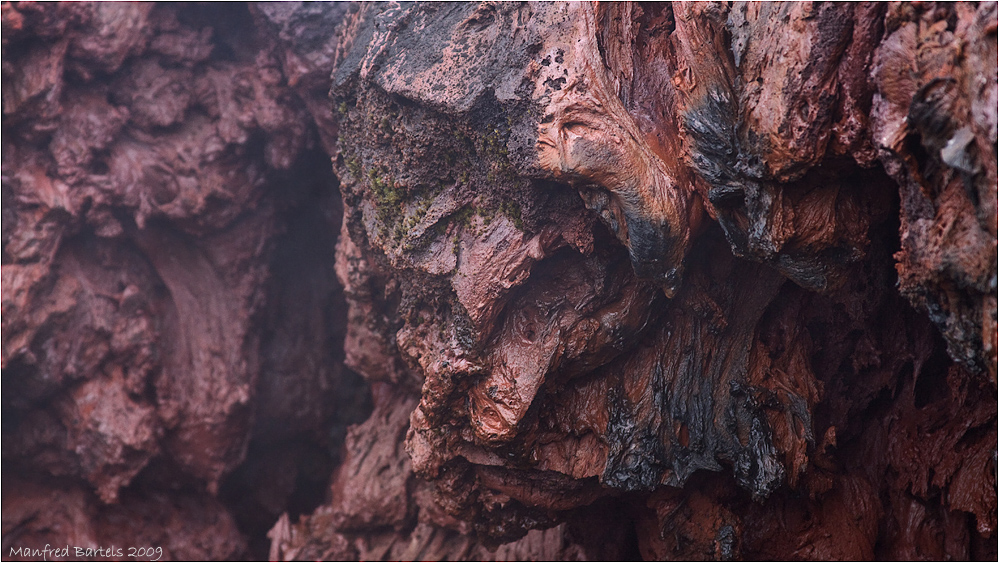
left=3, top=2, right=995, bottom=561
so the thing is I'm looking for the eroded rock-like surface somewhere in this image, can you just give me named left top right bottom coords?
left=4, top=1, right=996, bottom=561
left=2, top=471, right=246, bottom=561
left=2, top=2, right=362, bottom=559
left=870, top=1, right=998, bottom=380
left=283, top=2, right=995, bottom=560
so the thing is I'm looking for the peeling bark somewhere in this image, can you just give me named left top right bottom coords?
left=295, top=1, right=995, bottom=560
left=3, top=1, right=996, bottom=561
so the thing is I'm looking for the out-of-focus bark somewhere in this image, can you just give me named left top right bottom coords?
left=2, top=2, right=365, bottom=559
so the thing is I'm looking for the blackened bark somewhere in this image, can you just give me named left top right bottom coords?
left=3, top=2, right=995, bottom=561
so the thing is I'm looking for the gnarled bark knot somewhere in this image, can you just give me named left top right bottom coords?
left=536, top=3, right=699, bottom=298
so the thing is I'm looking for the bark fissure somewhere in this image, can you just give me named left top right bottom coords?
left=3, top=2, right=995, bottom=561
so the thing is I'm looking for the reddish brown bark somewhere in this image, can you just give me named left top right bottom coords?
left=279, top=2, right=994, bottom=560
left=3, top=2, right=996, bottom=561
left=2, top=2, right=362, bottom=559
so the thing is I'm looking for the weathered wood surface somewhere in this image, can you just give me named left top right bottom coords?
left=3, top=2, right=995, bottom=561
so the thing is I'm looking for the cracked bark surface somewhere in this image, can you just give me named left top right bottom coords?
left=276, top=2, right=996, bottom=560
left=2, top=2, right=366, bottom=559
left=3, top=2, right=996, bottom=561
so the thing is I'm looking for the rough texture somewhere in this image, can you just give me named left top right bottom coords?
left=870, top=2, right=998, bottom=380
left=3, top=1, right=996, bottom=561
left=3, top=471, right=246, bottom=561
left=2, top=2, right=364, bottom=559
left=291, top=1, right=995, bottom=560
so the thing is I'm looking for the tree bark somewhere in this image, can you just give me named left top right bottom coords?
left=2, top=2, right=995, bottom=561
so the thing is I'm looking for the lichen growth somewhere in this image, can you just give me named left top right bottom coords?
left=452, top=206, right=475, bottom=230
left=379, top=116, right=393, bottom=135
left=499, top=200, right=523, bottom=230
left=369, top=167, right=403, bottom=209
left=345, top=157, right=362, bottom=178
